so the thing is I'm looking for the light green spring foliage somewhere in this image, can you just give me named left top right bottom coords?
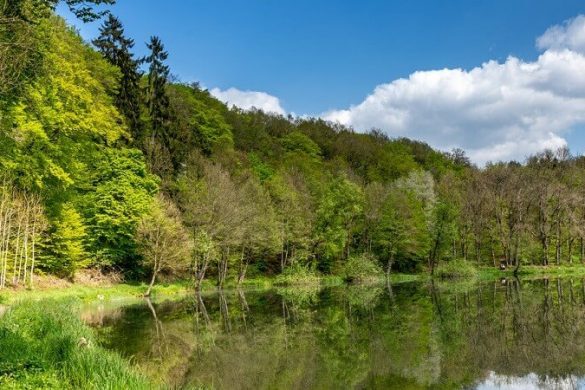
left=45, top=203, right=88, bottom=277
left=80, top=148, right=157, bottom=269
left=8, top=17, right=124, bottom=189
left=2, top=16, right=157, bottom=274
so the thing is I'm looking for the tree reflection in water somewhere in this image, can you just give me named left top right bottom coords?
left=87, top=278, right=585, bottom=389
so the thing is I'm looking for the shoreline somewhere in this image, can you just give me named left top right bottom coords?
left=2, top=265, right=585, bottom=305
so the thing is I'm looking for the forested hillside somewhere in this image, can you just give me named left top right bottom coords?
left=2, top=0, right=585, bottom=290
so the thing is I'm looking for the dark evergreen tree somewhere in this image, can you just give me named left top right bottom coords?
left=144, top=36, right=170, bottom=145
left=93, top=14, right=142, bottom=141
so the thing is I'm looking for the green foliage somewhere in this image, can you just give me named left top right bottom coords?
left=166, top=83, right=233, bottom=161
left=6, top=17, right=124, bottom=190
left=144, top=35, right=170, bottom=143
left=248, top=152, right=274, bottom=182
left=0, top=299, right=150, bottom=389
left=314, top=177, right=364, bottom=270
left=281, top=131, right=321, bottom=159
left=274, top=263, right=320, bottom=286
left=81, top=148, right=158, bottom=269
left=435, top=259, right=478, bottom=280
left=43, top=203, right=88, bottom=277
left=93, top=14, right=142, bottom=140
left=9, top=5, right=583, bottom=296
left=341, top=253, right=383, bottom=283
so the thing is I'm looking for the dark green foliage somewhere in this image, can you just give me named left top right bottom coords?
left=144, top=35, right=170, bottom=145
left=93, top=14, right=142, bottom=141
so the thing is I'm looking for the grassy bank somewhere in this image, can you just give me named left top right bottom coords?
left=0, top=272, right=426, bottom=305
left=478, top=264, right=585, bottom=280
left=0, top=299, right=152, bottom=389
left=4, top=265, right=585, bottom=305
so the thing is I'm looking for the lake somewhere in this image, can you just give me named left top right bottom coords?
left=83, top=278, right=585, bottom=389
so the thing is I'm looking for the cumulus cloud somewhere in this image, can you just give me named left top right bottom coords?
left=537, top=15, right=585, bottom=53
left=323, top=15, right=585, bottom=164
left=210, top=87, right=286, bottom=115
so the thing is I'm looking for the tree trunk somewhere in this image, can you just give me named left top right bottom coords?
left=386, top=252, right=394, bottom=278
left=556, top=221, right=561, bottom=265
left=237, top=247, right=248, bottom=285
left=542, top=238, right=549, bottom=266
left=145, top=257, right=159, bottom=297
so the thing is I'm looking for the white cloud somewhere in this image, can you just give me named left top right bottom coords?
left=537, top=15, right=585, bottom=53
left=322, top=15, right=585, bottom=164
left=210, top=87, right=286, bottom=115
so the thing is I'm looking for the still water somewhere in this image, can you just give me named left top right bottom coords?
left=83, top=279, right=585, bottom=389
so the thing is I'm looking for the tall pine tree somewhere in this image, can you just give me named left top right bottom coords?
left=93, top=14, right=142, bottom=141
left=144, top=36, right=170, bottom=145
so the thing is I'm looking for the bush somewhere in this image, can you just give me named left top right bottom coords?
left=0, top=299, right=151, bottom=389
left=435, top=259, right=478, bottom=280
left=274, top=263, right=320, bottom=286
left=341, top=253, right=383, bottom=283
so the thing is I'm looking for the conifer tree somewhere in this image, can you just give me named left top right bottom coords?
left=144, top=36, right=170, bottom=145
left=93, top=14, right=142, bottom=141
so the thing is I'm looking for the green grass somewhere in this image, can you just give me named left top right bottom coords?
left=478, top=264, right=585, bottom=280
left=0, top=299, right=153, bottom=389
left=0, top=281, right=192, bottom=305
left=5, top=263, right=584, bottom=306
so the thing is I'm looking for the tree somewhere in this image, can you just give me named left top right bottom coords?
left=178, top=154, right=246, bottom=288
left=45, top=203, right=88, bottom=278
left=144, top=36, right=170, bottom=146
left=0, top=0, right=114, bottom=99
left=236, top=175, right=281, bottom=284
left=93, top=14, right=142, bottom=140
left=81, top=148, right=158, bottom=271
left=136, top=194, right=191, bottom=297
left=267, top=169, right=314, bottom=272
left=313, top=177, right=364, bottom=272
left=370, top=171, right=435, bottom=274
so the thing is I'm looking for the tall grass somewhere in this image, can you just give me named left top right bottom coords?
left=0, top=299, right=152, bottom=389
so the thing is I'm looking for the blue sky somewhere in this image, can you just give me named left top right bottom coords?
left=59, top=1, right=585, bottom=163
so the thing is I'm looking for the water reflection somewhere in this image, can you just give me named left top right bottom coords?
left=85, top=278, right=585, bottom=389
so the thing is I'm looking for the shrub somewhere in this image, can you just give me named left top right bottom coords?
left=341, top=253, right=383, bottom=283
left=435, top=259, right=478, bottom=280
left=274, top=263, right=320, bottom=286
